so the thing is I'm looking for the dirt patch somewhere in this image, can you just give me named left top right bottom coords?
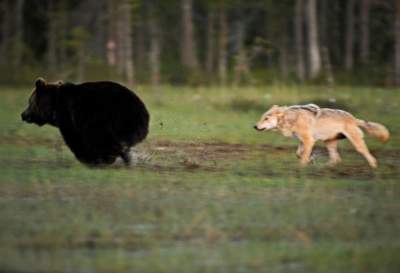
left=148, top=140, right=254, bottom=161
left=0, top=135, right=58, bottom=147
left=145, top=141, right=400, bottom=180
left=3, top=137, right=399, bottom=179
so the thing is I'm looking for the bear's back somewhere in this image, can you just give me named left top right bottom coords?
left=62, top=81, right=147, bottom=114
left=71, top=81, right=144, bottom=109
left=69, top=80, right=149, bottom=133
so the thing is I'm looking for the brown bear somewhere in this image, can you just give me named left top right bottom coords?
left=21, top=78, right=150, bottom=166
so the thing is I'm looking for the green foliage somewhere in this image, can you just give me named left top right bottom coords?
left=66, top=27, right=90, bottom=49
left=0, top=0, right=395, bottom=85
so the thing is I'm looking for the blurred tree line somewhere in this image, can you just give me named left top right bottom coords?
left=0, top=0, right=399, bottom=86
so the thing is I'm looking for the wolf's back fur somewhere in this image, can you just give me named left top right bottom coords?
left=288, top=103, right=320, bottom=115
left=288, top=103, right=321, bottom=114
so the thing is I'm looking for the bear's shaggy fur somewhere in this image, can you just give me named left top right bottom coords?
left=21, top=78, right=150, bottom=166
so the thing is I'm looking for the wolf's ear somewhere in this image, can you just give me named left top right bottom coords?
left=270, top=105, right=279, bottom=110
left=35, top=78, right=47, bottom=88
left=275, top=106, right=286, bottom=116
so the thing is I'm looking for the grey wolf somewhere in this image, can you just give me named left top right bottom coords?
left=254, top=104, right=389, bottom=168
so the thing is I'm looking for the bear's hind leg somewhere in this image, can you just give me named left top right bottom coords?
left=120, top=149, right=132, bottom=166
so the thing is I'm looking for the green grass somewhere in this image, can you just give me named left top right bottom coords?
left=0, top=85, right=399, bottom=273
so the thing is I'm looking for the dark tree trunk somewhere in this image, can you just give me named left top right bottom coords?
left=233, top=19, right=245, bottom=84
left=295, top=0, right=305, bottom=82
left=279, top=37, right=289, bottom=81
left=395, top=0, right=400, bottom=85
left=136, top=20, right=145, bottom=69
left=77, top=44, right=85, bottom=82
left=121, top=0, right=135, bottom=86
left=181, top=0, right=198, bottom=69
left=47, top=0, right=58, bottom=74
left=149, top=3, right=161, bottom=88
left=92, top=1, right=107, bottom=62
left=0, top=0, right=11, bottom=65
left=360, top=0, right=370, bottom=64
left=319, top=0, right=328, bottom=48
left=206, top=9, right=216, bottom=74
left=106, top=0, right=116, bottom=67
left=322, top=47, right=334, bottom=88
left=13, top=0, right=25, bottom=67
left=116, top=11, right=124, bottom=76
left=114, top=0, right=135, bottom=86
left=345, top=0, right=355, bottom=70
left=56, top=0, right=68, bottom=73
left=218, top=7, right=228, bottom=85
left=328, top=1, right=342, bottom=66
left=306, top=0, right=321, bottom=79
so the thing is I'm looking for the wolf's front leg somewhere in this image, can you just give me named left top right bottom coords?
left=300, top=137, right=315, bottom=166
left=296, top=143, right=304, bottom=158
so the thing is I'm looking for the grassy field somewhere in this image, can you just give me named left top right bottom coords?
left=0, top=85, right=399, bottom=273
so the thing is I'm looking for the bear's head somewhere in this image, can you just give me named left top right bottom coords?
left=21, top=78, right=62, bottom=127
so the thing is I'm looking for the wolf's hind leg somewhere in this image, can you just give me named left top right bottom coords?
left=324, top=139, right=341, bottom=165
left=344, top=127, right=377, bottom=168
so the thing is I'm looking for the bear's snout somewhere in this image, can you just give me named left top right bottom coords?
left=21, top=111, right=32, bottom=123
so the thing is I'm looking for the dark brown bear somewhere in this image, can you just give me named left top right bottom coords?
left=21, top=78, right=150, bottom=166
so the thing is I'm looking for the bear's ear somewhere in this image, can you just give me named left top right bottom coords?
left=57, top=80, right=64, bottom=85
left=35, top=77, right=47, bottom=89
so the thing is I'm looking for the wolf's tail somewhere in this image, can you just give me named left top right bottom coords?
left=356, top=119, right=390, bottom=143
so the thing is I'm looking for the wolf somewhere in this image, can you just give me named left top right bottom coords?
left=254, top=104, right=389, bottom=168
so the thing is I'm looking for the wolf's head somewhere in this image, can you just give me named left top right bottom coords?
left=254, top=105, right=285, bottom=131
left=21, top=78, right=62, bottom=127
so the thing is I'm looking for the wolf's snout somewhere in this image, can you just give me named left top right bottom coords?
left=254, top=125, right=263, bottom=131
left=253, top=125, right=257, bottom=130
